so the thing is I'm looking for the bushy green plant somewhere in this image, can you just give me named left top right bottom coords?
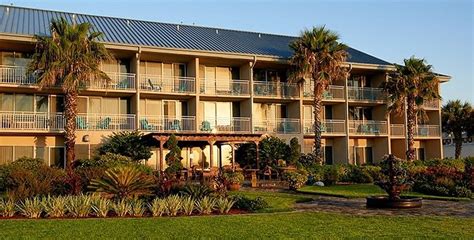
left=345, top=166, right=374, bottom=183
left=180, top=184, right=213, bottom=200
left=232, top=195, right=268, bottom=212
left=234, top=143, right=257, bottom=169
left=112, top=199, right=132, bottom=217
left=288, top=137, right=301, bottom=166
left=181, top=196, right=195, bottom=216
left=195, top=196, right=215, bottom=215
left=97, top=131, right=152, bottom=162
left=10, top=157, right=45, bottom=170
left=91, top=197, right=110, bottom=218
left=89, top=165, right=155, bottom=200
left=165, top=134, right=183, bottom=174
left=259, top=136, right=290, bottom=169
left=0, top=199, right=16, bottom=217
left=66, top=194, right=92, bottom=217
left=215, top=197, right=235, bottom=214
left=464, top=157, right=474, bottom=191
left=165, top=195, right=182, bottom=216
left=453, top=186, right=472, bottom=198
left=43, top=195, right=67, bottom=218
left=222, top=171, right=244, bottom=185
left=148, top=198, right=166, bottom=217
left=130, top=199, right=146, bottom=217
left=16, top=197, right=43, bottom=219
left=283, top=171, right=308, bottom=190
left=298, top=153, right=319, bottom=169
left=323, top=165, right=345, bottom=185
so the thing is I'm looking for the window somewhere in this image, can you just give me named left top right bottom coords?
left=15, top=94, right=34, bottom=112
left=348, top=75, right=369, bottom=87
left=0, top=93, right=13, bottom=111
left=324, top=105, right=333, bottom=119
left=231, top=67, right=240, bottom=80
left=50, top=147, right=65, bottom=168
left=417, top=148, right=425, bottom=161
left=36, top=95, right=48, bottom=113
left=324, top=146, right=333, bottom=165
left=349, top=107, right=373, bottom=120
left=365, top=147, right=373, bottom=165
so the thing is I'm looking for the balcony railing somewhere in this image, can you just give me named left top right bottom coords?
left=303, top=84, right=345, bottom=100
left=303, top=119, right=346, bottom=135
left=0, top=65, right=36, bottom=85
left=199, top=117, right=251, bottom=133
left=348, top=87, right=385, bottom=102
left=421, top=99, right=440, bottom=110
left=415, top=125, right=440, bottom=137
left=139, top=116, right=195, bottom=132
left=86, top=72, right=136, bottom=90
left=140, top=75, right=195, bottom=94
left=0, top=111, right=64, bottom=131
left=253, top=81, right=299, bottom=98
left=200, top=79, right=250, bottom=96
left=254, top=118, right=301, bottom=134
left=76, top=114, right=135, bottom=131
left=349, top=120, right=388, bottom=135
left=390, top=124, right=405, bottom=137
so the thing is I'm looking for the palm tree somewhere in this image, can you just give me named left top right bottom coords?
left=28, top=18, right=112, bottom=170
left=382, top=57, right=440, bottom=161
left=442, top=100, right=472, bottom=159
left=289, top=26, right=348, bottom=163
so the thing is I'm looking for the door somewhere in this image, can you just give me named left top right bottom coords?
left=50, top=147, right=65, bottom=168
left=324, top=146, right=333, bottom=165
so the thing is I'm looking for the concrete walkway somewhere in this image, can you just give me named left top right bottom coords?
left=295, top=195, right=474, bottom=217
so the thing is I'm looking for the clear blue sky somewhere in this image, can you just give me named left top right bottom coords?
left=4, top=0, right=473, bottom=103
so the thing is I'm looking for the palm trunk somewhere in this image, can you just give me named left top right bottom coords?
left=406, top=96, right=416, bottom=161
left=313, top=86, right=323, bottom=164
left=454, top=132, right=463, bottom=159
left=64, top=90, right=78, bottom=170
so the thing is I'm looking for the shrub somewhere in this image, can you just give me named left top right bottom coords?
left=89, top=166, right=155, bottom=200
left=148, top=198, right=166, bottom=217
left=453, top=186, right=472, bottom=198
left=97, top=131, right=152, bottom=162
left=364, top=166, right=382, bottom=182
left=346, top=166, right=374, bottom=183
left=180, top=184, right=213, bottom=200
left=215, top=197, right=235, bottom=214
left=165, top=195, right=182, bottom=216
left=10, top=157, right=45, bottom=170
left=288, top=137, right=301, bottom=166
left=43, top=195, right=67, bottom=218
left=112, top=199, right=132, bottom=217
left=165, top=134, right=183, bottom=174
left=91, top=197, right=110, bottom=218
left=283, top=171, right=308, bottom=190
left=130, top=199, right=146, bottom=217
left=259, top=136, right=290, bottom=169
left=298, top=153, right=319, bottom=169
left=66, top=194, right=92, bottom=217
left=16, top=197, right=44, bottom=219
left=464, top=157, right=474, bottom=191
left=0, top=199, right=16, bottom=217
left=235, top=143, right=257, bottom=169
left=195, top=196, right=215, bottom=215
left=222, top=171, right=244, bottom=185
left=323, top=165, right=344, bottom=185
left=232, top=195, right=268, bottom=212
left=181, top=196, right=195, bottom=216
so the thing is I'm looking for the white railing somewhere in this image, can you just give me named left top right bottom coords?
left=199, top=117, right=251, bottom=133
left=140, top=75, right=195, bottom=93
left=200, top=79, right=250, bottom=96
left=303, top=84, right=345, bottom=100
left=253, top=81, right=299, bottom=98
left=139, top=116, right=195, bottom=132
left=0, top=111, right=64, bottom=131
left=348, top=87, right=385, bottom=102
left=76, top=114, right=135, bottom=131
left=390, top=124, right=405, bottom=137
left=303, top=119, right=346, bottom=135
left=0, top=65, right=36, bottom=85
left=349, top=120, right=388, bottom=135
left=421, top=99, right=440, bottom=110
left=87, top=72, right=136, bottom=90
left=415, top=125, right=440, bottom=137
left=253, top=118, right=301, bottom=134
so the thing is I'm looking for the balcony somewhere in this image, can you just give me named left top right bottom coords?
left=415, top=125, right=440, bottom=138
left=87, top=72, right=136, bottom=91
left=253, top=81, right=299, bottom=98
left=254, top=118, right=300, bottom=134
left=139, top=116, right=195, bottom=132
left=0, top=111, right=64, bottom=131
left=390, top=124, right=405, bottom=137
left=76, top=114, right=135, bottom=131
left=349, top=120, right=388, bottom=136
left=200, top=79, right=250, bottom=96
left=140, top=75, right=195, bottom=94
left=421, top=99, right=440, bottom=110
left=199, top=117, right=251, bottom=133
left=348, top=87, right=385, bottom=102
left=303, top=84, right=345, bottom=101
left=0, top=65, right=36, bottom=86
left=303, top=119, right=346, bottom=135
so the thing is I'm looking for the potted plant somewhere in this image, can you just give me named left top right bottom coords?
left=223, top=171, right=245, bottom=191
left=367, top=154, right=422, bottom=208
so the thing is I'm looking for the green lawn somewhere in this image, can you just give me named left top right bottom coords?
left=1, top=212, right=472, bottom=239
left=230, top=189, right=314, bottom=212
left=299, top=184, right=472, bottom=201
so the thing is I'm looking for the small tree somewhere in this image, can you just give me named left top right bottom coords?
left=442, top=100, right=473, bottom=159
left=235, top=143, right=257, bottom=169
left=259, top=136, right=290, bottom=169
left=288, top=137, right=301, bottom=166
left=97, top=131, right=152, bottom=162
left=165, top=134, right=183, bottom=174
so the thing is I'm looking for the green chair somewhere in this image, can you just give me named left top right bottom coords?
left=76, top=116, right=88, bottom=130
left=323, top=91, right=333, bottom=99
left=200, top=121, right=212, bottom=132
left=97, top=117, right=111, bottom=129
left=140, top=118, right=153, bottom=130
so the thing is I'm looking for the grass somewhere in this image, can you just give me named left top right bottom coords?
left=0, top=212, right=472, bottom=239
left=230, top=189, right=314, bottom=212
left=299, top=184, right=472, bottom=201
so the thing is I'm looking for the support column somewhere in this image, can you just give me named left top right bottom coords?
left=217, top=144, right=223, bottom=168
left=230, top=143, right=236, bottom=170
left=255, top=141, right=260, bottom=170
left=208, top=140, right=215, bottom=168
left=159, top=139, right=165, bottom=172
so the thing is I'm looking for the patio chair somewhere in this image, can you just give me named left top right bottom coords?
left=148, top=79, right=162, bottom=91
left=76, top=116, right=88, bottom=130
left=96, top=117, right=111, bottom=130
left=140, top=118, right=153, bottom=130
left=200, top=121, right=212, bottom=132
left=169, top=119, right=181, bottom=131
left=323, top=91, right=333, bottom=99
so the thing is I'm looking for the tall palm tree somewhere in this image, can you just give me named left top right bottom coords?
left=289, top=26, right=348, bottom=163
left=28, top=18, right=112, bottom=170
left=442, top=100, right=472, bottom=159
left=382, top=57, right=440, bottom=161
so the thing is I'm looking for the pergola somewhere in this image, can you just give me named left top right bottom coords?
left=144, top=132, right=263, bottom=171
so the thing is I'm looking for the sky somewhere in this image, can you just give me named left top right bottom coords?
left=2, top=0, right=473, bottom=103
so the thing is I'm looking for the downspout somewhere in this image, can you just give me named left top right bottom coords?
left=250, top=55, right=257, bottom=134
left=345, top=64, right=352, bottom=164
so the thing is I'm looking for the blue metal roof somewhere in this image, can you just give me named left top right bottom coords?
left=0, top=5, right=391, bottom=65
